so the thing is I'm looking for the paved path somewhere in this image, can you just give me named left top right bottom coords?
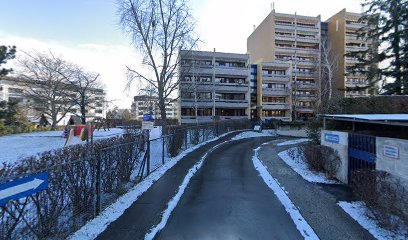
left=257, top=140, right=374, bottom=240
left=156, top=137, right=303, bottom=240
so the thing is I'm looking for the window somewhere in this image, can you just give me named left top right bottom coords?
left=262, top=97, right=286, bottom=103
left=8, top=88, right=24, bottom=94
left=215, top=93, right=245, bottom=100
left=181, top=108, right=212, bottom=116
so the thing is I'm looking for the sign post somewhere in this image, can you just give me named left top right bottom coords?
left=0, top=172, right=49, bottom=206
left=142, top=114, right=154, bottom=130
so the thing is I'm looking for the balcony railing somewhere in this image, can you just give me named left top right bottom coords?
left=262, top=75, right=290, bottom=82
left=346, top=46, right=368, bottom=52
left=262, top=103, right=290, bottom=110
left=262, top=88, right=290, bottom=96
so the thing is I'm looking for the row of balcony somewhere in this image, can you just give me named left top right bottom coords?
left=181, top=67, right=249, bottom=77
left=275, top=35, right=319, bottom=43
left=181, top=99, right=249, bottom=108
left=275, top=23, right=320, bottom=32
left=275, top=47, right=319, bottom=55
left=180, top=83, right=248, bottom=92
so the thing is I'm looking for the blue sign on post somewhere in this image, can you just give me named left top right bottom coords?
left=0, top=172, right=49, bottom=206
left=143, top=114, right=154, bottom=122
left=324, top=133, right=340, bottom=144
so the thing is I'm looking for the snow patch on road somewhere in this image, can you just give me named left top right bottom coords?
left=144, top=141, right=225, bottom=240
left=338, top=201, right=407, bottom=240
left=230, top=130, right=276, bottom=140
left=252, top=147, right=319, bottom=240
left=69, top=132, right=232, bottom=240
left=278, top=148, right=339, bottom=184
left=277, top=138, right=309, bottom=146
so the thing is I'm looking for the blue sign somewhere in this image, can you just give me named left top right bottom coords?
left=324, top=133, right=340, bottom=144
left=0, top=172, right=49, bottom=206
left=143, top=114, right=154, bottom=122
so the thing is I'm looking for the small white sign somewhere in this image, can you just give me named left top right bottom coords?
left=142, top=121, right=154, bottom=130
left=383, top=145, right=399, bottom=159
left=254, top=125, right=261, bottom=131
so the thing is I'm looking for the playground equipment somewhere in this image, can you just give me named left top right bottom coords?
left=64, top=124, right=94, bottom=147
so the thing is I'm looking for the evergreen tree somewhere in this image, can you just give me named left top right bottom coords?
left=0, top=45, right=17, bottom=76
left=352, top=0, right=408, bottom=95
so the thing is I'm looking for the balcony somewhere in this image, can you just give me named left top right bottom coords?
left=262, top=103, right=290, bottom=110
left=181, top=116, right=213, bottom=124
left=275, top=47, right=319, bottom=55
left=263, top=116, right=291, bottom=121
left=181, top=100, right=213, bottom=108
left=262, top=75, right=290, bottom=82
left=215, top=100, right=249, bottom=108
left=295, top=95, right=316, bottom=100
left=220, top=116, right=249, bottom=120
left=262, top=88, right=290, bottom=96
left=346, top=46, right=368, bottom=52
left=275, top=23, right=319, bottom=32
left=275, top=35, right=295, bottom=42
left=296, top=83, right=317, bottom=89
left=295, top=106, right=314, bottom=112
left=346, top=22, right=366, bottom=30
left=215, top=84, right=248, bottom=92
left=293, top=72, right=318, bottom=78
left=191, top=67, right=249, bottom=77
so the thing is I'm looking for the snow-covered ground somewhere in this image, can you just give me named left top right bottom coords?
left=230, top=130, right=277, bottom=140
left=338, top=201, right=407, bottom=240
left=252, top=146, right=319, bottom=240
left=0, top=128, right=124, bottom=164
left=278, top=147, right=339, bottom=184
left=276, top=129, right=308, bottom=138
left=276, top=138, right=309, bottom=146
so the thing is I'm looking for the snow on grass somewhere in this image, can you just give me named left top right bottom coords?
left=0, top=128, right=124, bottom=164
left=277, top=138, right=309, bottom=146
left=230, top=130, right=276, bottom=140
left=252, top=146, right=319, bottom=240
left=338, top=201, right=408, bottom=240
left=278, top=148, right=339, bottom=184
left=69, top=131, right=233, bottom=240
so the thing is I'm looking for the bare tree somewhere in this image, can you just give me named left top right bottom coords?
left=66, top=67, right=104, bottom=124
left=18, top=52, right=76, bottom=130
left=118, top=0, right=198, bottom=125
left=320, top=37, right=339, bottom=101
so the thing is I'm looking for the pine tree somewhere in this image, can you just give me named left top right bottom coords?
left=0, top=45, right=17, bottom=76
left=353, top=0, right=408, bottom=95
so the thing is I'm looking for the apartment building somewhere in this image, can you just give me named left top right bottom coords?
left=326, top=9, right=373, bottom=98
left=131, top=95, right=178, bottom=120
left=0, top=77, right=107, bottom=124
left=179, top=50, right=250, bottom=124
left=247, top=10, right=321, bottom=120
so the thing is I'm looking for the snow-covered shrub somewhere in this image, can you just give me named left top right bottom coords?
left=350, top=170, right=408, bottom=232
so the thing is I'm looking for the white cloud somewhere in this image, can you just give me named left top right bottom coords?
left=1, top=32, right=141, bottom=109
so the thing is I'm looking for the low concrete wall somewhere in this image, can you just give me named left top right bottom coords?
left=321, top=130, right=349, bottom=183
left=376, top=137, right=408, bottom=184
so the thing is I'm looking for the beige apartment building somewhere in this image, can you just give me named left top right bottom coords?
left=326, top=9, right=373, bottom=98
left=247, top=10, right=321, bottom=121
left=179, top=50, right=250, bottom=124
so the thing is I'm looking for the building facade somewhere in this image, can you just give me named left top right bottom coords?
left=0, top=77, right=107, bottom=125
left=247, top=10, right=321, bottom=120
left=179, top=50, right=250, bottom=124
left=131, top=95, right=178, bottom=120
left=326, top=9, right=373, bottom=98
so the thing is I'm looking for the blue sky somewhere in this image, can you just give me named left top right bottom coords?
left=0, top=0, right=362, bottom=108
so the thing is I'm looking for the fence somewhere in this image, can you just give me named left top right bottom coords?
left=0, top=119, right=250, bottom=239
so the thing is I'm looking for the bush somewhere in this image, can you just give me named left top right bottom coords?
left=350, top=170, right=408, bottom=232
left=293, top=144, right=341, bottom=179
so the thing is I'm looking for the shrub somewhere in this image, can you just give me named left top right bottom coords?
left=350, top=170, right=408, bottom=232
left=306, top=117, right=321, bottom=145
left=297, top=144, right=341, bottom=179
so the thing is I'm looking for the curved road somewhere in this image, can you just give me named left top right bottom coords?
left=155, top=138, right=303, bottom=239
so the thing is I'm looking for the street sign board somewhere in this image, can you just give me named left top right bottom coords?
left=324, top=133, right=340, bottom=144
left=143, top=114, right=154, bottom=122
left=142, top=121, right=154, bottom=130
left=0, top=172, right=49, bottom=206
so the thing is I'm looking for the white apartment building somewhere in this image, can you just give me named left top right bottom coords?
left=0, top=77, right=107, bottom=125
left=131, top=95, right=178, bottom=120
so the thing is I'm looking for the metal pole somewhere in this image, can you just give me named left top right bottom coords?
left=147, top=140, right=150, bottom=175
left=212, top=48, right=216, bottom=118
left=162, top=137, right=165, bottom=165
left=95, top=152, right=102, bottom=216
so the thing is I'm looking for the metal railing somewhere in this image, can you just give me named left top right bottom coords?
left=0, top=119, right=250, bottom=239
